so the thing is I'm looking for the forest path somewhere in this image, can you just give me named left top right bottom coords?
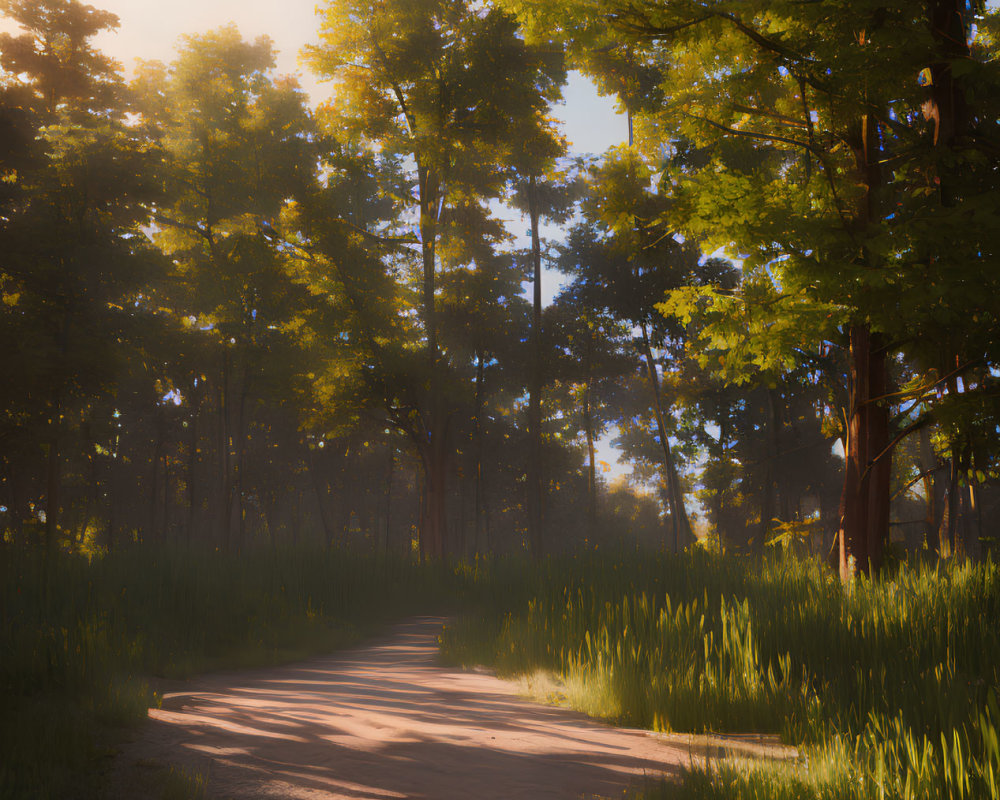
left=111, top=617, right=738, bottom=799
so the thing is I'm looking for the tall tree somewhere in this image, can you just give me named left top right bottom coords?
left=546, top=285, right=635, bottom=538
left=305, top=0, right=564, bottom=557
left=559, top=148, right=703, bottom=550
left=512, top=0, right=1000, bottom=575
left=505, top=148, right=576, bottom=557
left=438, top=243, right=531, bottom=554
left=0, top=0, right=160, bottom=549
left=134, top=27, right=315, bottom=549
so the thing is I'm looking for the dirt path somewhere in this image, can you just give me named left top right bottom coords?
left=111, top=617, right=722, bottom=799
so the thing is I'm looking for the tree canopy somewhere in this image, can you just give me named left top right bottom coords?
left=2, top=0, right=999, bottom=571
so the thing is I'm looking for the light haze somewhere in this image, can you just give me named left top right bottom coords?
left=1, top=0, right=631, bottom=476
left=3, top=0, right=627, bottom=155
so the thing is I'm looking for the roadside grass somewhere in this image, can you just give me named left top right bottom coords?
left=151, top=764, right=208, bottom=800
left=0, top=545, right=460, bottom=799
left=8, top=544, right=998, bottom=799
left=440, top=549, right=1000, bottom=800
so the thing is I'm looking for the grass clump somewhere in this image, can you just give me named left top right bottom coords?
left=638, top=707, right=1000, bottom=800
left=441, top=549, right=1000, bottom=800
left=158, top=765, right=208, bottom=800
left=0, top=545, right=460, bottom=799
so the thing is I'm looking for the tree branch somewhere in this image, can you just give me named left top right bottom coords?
left=683, top=111, right=820, bottom=154
left=333, top=217, right=420, bottom=248
left=152, top=212, right=214, bottom=243
left=891, top=465, right=946, bottom=502
left=867, top=358, right=982, bottom=406
left=730, top=102, right=809, bottom=129
left=862, top=413, right=935, bottom=482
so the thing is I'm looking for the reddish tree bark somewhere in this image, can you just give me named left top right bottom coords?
left=839, top=326, right=891, bottom=578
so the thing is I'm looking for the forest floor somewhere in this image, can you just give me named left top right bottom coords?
left=106, top=616, right=791, bottom=799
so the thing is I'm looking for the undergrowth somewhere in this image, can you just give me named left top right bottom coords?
left=8, top=545, right=998, bottom=799
left=0, top=545, right=459, bottom=799
left=440, top=549, right=1000, bottom=800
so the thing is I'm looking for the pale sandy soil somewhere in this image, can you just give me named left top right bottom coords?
left=108, top=617, right=788, bottom=799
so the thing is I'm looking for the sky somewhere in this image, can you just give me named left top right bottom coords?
left=4, top=0, right=628, bottom=154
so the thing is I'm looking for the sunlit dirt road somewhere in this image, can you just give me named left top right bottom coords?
left=112, top=617, right=708, bottom=799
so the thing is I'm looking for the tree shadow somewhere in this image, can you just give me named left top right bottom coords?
left=125, top=618, right=694, bottom=799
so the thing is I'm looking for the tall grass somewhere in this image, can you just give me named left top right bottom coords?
left=9, top=545, right=997, bottom=799
left=0, top=545, right=460, bottom=799
left=441, top=550, right=1000, bottom=800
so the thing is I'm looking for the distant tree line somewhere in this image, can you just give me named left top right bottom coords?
left=2, top=0, right=999, bottom=573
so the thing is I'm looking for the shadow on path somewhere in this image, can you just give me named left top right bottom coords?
left=114, top=617, right=701, bottom=799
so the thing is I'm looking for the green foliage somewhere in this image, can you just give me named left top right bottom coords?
left=640, top=706, right=1000, bottom=800
left=659, top=280, right=846, bottom=388
left=136, top=26, right=315, bottom=338
left=4, top=0, right=1000, bottom=792
left=300, top=0, right=574, bottom=557
left=0, top=0, right=124, bottom=121
left=509, top=0, right=1000, bottom=571
left=0, top=0, right=168, bottom=551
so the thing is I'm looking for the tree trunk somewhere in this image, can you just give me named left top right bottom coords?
left=527, top=173, right=544, bottom=559
left=294, top=487, right=303, bottom=546
left=309, top=449, right=336, bottom=547
left=421, top=438, right=447, bottom=559
left=186, top=400, right=199, bottom=545
left=474, top=352, right=486, bottom=555
left=959, top=464, right=979, bottom=560
left=162, top=447, right=172, bottom=543
left=218, top=355, right=232, bottom=550
left=2, top=457, right=25, bottom=546
left=417, top=470, right=426, bottom=561
left=45, top=404, right=61, bottom=552
left=756, top=389, right=780, bottom=550
left=45, top=309, right=70, bottom=552
left=866, top=336, right=891, bottom=570
left=713, top=408, right=729, bottom=554
left=919, top=426, right=946, bottom=554
left=417, top=162, right=449, bottom=560
left=928, top=0, right=970, bottom=158
left=456, top=475, right=467, bottom=559
left=227, top=355, right=249, bottom=552
left=261, top=485, right=279, bottom=553
left=971, top=481, right=983, bottom=558
left=838, top=325, right=891, bottom=578
left=583, top=380, right=598, bottom=540
left=639, top=322, right=691, bottom=551
left=582, top=325, right=598, bottom=540
left=838, top=327, right=868, bottom=578
left=928, top=0, right=973, bottom=561
left=105, top=460, right=117, bottom=552
left=945, top=448, right=961, bottom=557
left=383, top=442, right=394, bottom=557
left=148, top=408, right=165, bottom=544
left=943, top=368, right=965, bottom=558
left=839, top=95, right=891, bottom=579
